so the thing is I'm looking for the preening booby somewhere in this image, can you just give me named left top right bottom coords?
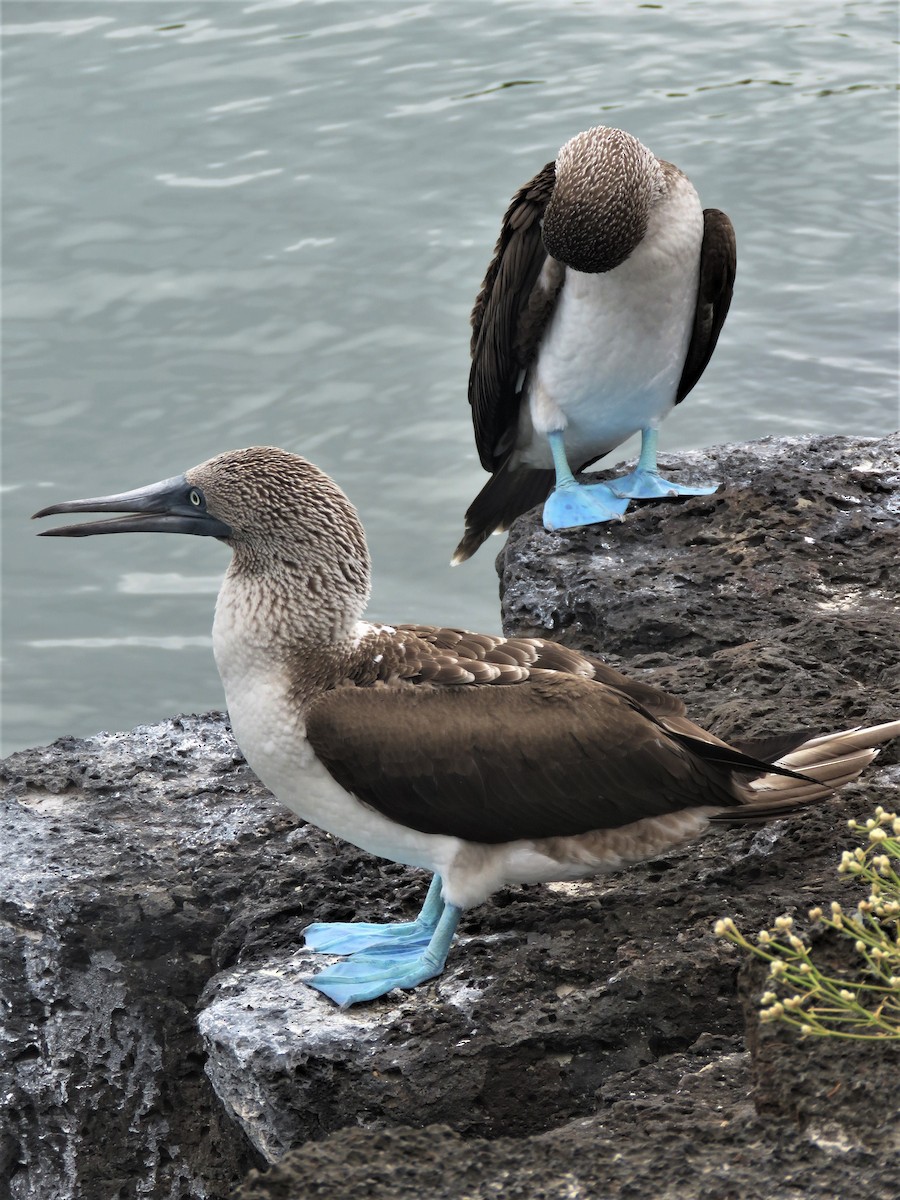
left=35, top=448, right=898, bottom=1007
left=454, top=125, right=736, bottom=562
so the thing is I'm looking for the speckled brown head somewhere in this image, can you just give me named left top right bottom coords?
left=541, top=125, right=666, bottom=273
left=186, top=446, right=372, bottom=623
left=187, top=448, right=365, bottom=567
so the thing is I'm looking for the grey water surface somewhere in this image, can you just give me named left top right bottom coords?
left=2, top=0, right=898, bottom=757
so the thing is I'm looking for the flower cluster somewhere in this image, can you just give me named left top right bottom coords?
left=715, top=807, right=900, bottom=1040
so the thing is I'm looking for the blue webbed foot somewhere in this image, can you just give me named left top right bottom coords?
left=609, top=469, right=721, bottom=500
left=304, top=897, right=462, bottom=1008
left=304, top=918, right=436, bottom=956
left=303, top=942, right=449, bottom=1008
left=542, top=480, right=629, bottom=531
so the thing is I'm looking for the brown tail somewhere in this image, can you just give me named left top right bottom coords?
left=452, top=461, right=555, bottom=563
left=710, top=720, right=900, bottom=823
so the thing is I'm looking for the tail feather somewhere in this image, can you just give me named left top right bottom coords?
left=710, top=719, right=900, bottom=823
left=773, top=721, right=900, bottom=768
left=453, top=461, right=555, bottom=563
left=747, top=748, right=879, bottom=795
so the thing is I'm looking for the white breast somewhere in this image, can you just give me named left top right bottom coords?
left=213, top=601, right=461, bottom=874
left=519, top=175, right=704, bottom=468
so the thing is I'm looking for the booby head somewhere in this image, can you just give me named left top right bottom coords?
left=185, top=448, right=371, bottom=600
left=541, top=125, right=665, bottom=273
left=34, top=448, right=898, bottom=1009
left=36, top=447, right=365, bottom=564
left=35, top=447, right=372, bottom=642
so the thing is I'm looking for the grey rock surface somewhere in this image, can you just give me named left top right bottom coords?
left=0, top=716, right=276, bottom=1199
left=2, top=433, right=898, bottom=1200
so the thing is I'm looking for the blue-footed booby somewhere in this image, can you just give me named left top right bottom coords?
left=34, top=448, right=898, bottom=1007
left=454, top=124, right=736, bottom=562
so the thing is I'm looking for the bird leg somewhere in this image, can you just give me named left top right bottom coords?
left=609, top=428, right=721, bottom=499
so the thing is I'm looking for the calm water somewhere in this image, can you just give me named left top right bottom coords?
left=3, top=0, right=898, bottom=756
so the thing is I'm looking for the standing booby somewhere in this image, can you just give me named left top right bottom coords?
left=454, top=125, right=736, bottom=562
left=34, top=448, right=898, bottom=1007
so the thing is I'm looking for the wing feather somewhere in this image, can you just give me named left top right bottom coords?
left=469, top=161, right=559, bottom=470
left=305, top=675, right=744, bottom=845
left=676, top=208, right=736, bottom=404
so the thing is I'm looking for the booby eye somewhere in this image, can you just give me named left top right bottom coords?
left=188, top=488, right=203, bottom=508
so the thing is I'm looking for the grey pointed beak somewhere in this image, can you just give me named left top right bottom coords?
left=32, top=474, right=233, bottom=539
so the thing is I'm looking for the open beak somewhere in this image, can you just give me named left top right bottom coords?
left=32, top=474, right=233, bottom=539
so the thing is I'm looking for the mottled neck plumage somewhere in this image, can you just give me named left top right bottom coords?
left=217, top=553, right=369, bottom=653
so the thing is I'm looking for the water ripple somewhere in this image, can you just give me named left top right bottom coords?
left=155, top=168, right=284, bottom=188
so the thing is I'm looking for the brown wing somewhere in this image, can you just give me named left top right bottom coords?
left=469, top=161, right=560, bottom=471
left=676, top=208, right=736, bottom=404
left=387, top=627, right=817, bottom=778
left=305, top=672, right=756, bottom=846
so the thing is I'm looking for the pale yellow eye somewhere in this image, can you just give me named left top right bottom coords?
left=189, top=489, right=203, bottom=507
